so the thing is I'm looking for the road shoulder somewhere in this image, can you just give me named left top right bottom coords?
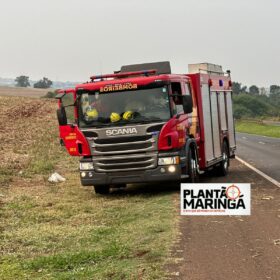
left=166, top=160, right=280, bottom=280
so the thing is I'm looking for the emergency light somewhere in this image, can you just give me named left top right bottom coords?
left=90, top=69, right=157, bottom=82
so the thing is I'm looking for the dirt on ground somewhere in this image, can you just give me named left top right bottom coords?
left=167, top=160, right=280, bottom=280
left=0, top=96, right=57, bottom=185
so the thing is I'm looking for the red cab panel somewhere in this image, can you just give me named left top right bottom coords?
left=158, top=117, right=188, bottom=151
left=59, top=125, right=91, bottom=156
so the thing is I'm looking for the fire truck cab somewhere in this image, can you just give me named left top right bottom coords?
left=56, top=62, right=236, bottom=194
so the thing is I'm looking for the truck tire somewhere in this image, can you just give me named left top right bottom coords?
left=217, top=141, right=229, bottom=176
left=111, top=183, right=126, bottom=189
left=188, top=147, right=199, bottom=183
left=94, top=185, right=110, bottom=195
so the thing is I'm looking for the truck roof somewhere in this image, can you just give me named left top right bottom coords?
left=75, top=73, right=190, bottom=92
left=60, top=61, right=231, bottom=93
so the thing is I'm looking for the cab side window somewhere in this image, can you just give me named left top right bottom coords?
left=171, top=82, right=183, bottom=115
left=185, top=83, right=191, bottom=96
left=61, top=93, right=75, bottom=123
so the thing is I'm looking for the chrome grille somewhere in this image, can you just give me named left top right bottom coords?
left=94, top=135, right=151, bottom=144
left=92, top=154, right=157, bottom=172
left=82, top=123, right=163, bottom=172
left=91, top=134, right=155, bottom=155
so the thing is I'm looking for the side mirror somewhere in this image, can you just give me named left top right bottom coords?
left=57, top=107, right=67, bottom=126
left=182, top=95, right=193, bottom=114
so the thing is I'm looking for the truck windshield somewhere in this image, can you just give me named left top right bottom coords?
left=78, top=86, right=170, bottom=127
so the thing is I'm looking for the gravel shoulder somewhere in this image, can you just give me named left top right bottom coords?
left=167, top=160, right=280, bottom=280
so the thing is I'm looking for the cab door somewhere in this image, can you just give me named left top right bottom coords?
left=170, top=81, right=188, bottom=148
left=56, top=90, right=91, bottom=156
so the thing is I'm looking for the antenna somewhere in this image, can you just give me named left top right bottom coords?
left=99, top=61, right=103, bottom=81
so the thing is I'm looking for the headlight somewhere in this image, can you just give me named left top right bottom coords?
left=158, top=156, right=179, bottom=165
left=80, top=162, right=94, bottom=170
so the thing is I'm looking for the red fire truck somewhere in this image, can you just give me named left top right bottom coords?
left=56, top=62, right=236, bottom=194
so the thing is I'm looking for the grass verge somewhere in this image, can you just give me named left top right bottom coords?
left=235, top=121, right=280, bottom=138
left=0, top=96, right=178, bottom=280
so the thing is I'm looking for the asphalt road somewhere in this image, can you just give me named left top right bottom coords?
left=236, top=132, right=280, bottom=182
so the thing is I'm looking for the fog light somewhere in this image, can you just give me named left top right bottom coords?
left=88, top=172, right=93, bottom=178
left=168, top=165, right=176, bottom=173
left=81, top=172, right=86, bottom=178
left=160, top=168, right=166, bottom=173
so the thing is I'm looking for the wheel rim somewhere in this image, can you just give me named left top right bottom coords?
left=223, top=151, right=228, bottom=170
left=190, top=157, right=197, bottom=178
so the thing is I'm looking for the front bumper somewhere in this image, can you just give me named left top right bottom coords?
left=80, top=165, right=181, bottom=186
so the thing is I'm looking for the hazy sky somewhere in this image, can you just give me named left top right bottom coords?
left=1, top=0, right=279, bottom=87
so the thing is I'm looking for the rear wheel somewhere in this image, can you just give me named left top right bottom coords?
left=188, top=147, right=199, bottom=183
left=217, top=141, right=229, bottom=176
left=112, top=184, right=126, bottom=189
left=94, top=185, right=110, bottom=195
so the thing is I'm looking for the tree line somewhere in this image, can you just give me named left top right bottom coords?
left=14, top=76, right=279, bottom=119
left=15, top=75, right=53, bottom=89
left=232, top=82, right=280, bottom=96
left=232, top=82, right=280, bottom=119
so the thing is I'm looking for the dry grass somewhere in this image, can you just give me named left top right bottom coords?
left=0, top=86, right=50, bottom=98
left=0, top=96, right=178, bottom=279
left=0, top=96, right=62, bottom=185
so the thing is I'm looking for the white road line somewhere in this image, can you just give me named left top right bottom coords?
left=236, top=156, right=280, bottom=188
left=258, top=141, right=265, bottom=145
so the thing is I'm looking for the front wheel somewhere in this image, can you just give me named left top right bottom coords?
left=217, top=141, right=229, bottom=176
left=94, top=185, right=110, bottom=195
left=188, top=147, right=199, bottom=183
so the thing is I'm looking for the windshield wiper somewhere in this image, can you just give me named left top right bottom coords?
left=91, top=122, right=130, bottom=128
left=90, top=123, right=113, bottom=128
left=128, top=118, right=164, bottom=124
left=84, top=118, right=165, bottom=128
